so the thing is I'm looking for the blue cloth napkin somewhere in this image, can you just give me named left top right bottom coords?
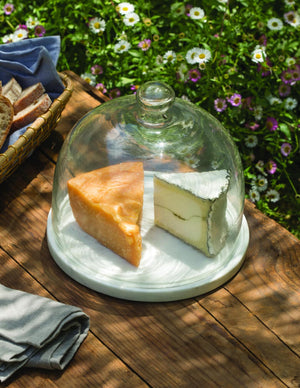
left=0, top=36, right=65, bottom=153
left=0, top=284, right=90, bottom=382
left=0, top=36, right=64, bottom=99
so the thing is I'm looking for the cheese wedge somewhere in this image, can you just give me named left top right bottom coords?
left=154, top=170, right=230, bottom=257
left=67, top=162, right=144, bottom=267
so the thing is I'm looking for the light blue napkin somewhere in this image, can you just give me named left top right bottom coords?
left=0, top=284, right=89, bottom=382
left=0, top=36, right=65, bottom=153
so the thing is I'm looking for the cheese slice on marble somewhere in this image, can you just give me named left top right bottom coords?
left=67, top=161, right=144, bottom=267
left=153, top=170, right=230, bottom=257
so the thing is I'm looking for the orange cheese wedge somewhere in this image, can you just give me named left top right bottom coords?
left=67, top=161, right=144, bottom=267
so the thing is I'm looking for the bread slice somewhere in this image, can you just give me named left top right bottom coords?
left=11, top=93, right=52, bottom=131
left=68, top=162, right=144, bottom=267
left=13, top=82, right=45, bottom=114
left=2, top=77, right=22, bottom=104
left=0, top=95, right=14, bottom=149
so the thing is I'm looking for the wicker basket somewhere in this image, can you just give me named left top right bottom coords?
left=0, top=72, right=73, bottom=184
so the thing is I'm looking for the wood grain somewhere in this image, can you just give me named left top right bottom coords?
left=1, top=71, right=299, bottom=387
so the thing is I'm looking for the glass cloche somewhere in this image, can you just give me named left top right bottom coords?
left=47, top=81, right=249, bottom=302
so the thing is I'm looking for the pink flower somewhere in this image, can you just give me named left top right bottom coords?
left=34, top=25, right=46, bottom=37
left=281, top=70, right=293, bottom=84
left=243, top=96, right=254, bottom=111
left=95, top=83, right=107, bottom=93
left=279, top=83, right=291, bottom=97
left=214, top=98, right=227, bottom=112
left=280, top=142, right=292, bottom=156
left=185, top=4, right=193, bottom=16
left=109, top=88, right=121, bottom=99
left=290, top=64, right=300, bottom=82
left=257, top=58, right=272, bottom=77
left=246, top=122, right=260, bottom=131
left=266, top=160, right=277, bottom=174
left=91, top=64, right=103, bottom=75
left=130, top=85, right=139, bottom=94
left=266, top=117, right=278, bottom=131
left=4, top=3, right=14, bottom=15
left=227, top=93, right=242, bottom=107
left=17, top=24, right=28, bottom=30
left=188, top=68, right=201, bottom=82
left=138, top=39, right=151, bottom=51
left=258, top=34, right=267, bottom=46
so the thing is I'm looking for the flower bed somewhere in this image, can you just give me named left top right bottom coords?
left=1, top=0, right=299, bottom=237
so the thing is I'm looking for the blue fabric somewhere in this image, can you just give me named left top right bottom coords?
left=0, top=36, right=64, bottom=99
left=0, top=36, right=64, bottom=153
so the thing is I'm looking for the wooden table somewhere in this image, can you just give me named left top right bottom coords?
left=1, top=71, right=300, bottom=388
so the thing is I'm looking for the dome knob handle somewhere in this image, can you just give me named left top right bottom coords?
left=136, top=81, right=175, bottom=127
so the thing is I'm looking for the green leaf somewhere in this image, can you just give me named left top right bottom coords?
left=278, top=123, right=292, bottom=141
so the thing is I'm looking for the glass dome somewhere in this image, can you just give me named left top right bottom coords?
left=47, top=81, right=249, bottom=302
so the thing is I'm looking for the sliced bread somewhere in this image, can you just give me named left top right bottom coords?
left=13, top=82, right=45, bottom=114
left=2, top=77, right=22, bottom=104
left=11, top=93, right=52, bottom=131
left=0, top=95, right=14, bottom=149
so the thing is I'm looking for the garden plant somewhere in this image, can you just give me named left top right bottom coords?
left=1, top=0, right=299, bottom=237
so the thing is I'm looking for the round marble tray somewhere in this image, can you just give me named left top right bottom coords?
left=47, top=175, right=249, bottom=302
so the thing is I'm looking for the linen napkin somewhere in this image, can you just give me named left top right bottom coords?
left=0, top=284, right=89, bottom=382
left=0, top=36, right=65, bottom=153
left=0, top=35, right=64, bottom=99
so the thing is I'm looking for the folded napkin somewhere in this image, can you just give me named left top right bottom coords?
left=0, top=36, right=65, bottom=153
left=0, top=284, right=89, bottom=382
left=0, top=36, right=64, bottom=99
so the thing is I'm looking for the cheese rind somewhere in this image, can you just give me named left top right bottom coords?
left=154, top=170, right=230, bottom=257
left=67, top=162, right=144, bottom=267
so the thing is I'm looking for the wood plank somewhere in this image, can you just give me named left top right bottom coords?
left=198, top=201, right=300, bottom=387
left=0, top=158, right=288, bottom=387
left=0, top=252, right=147, bottom=388
left=1, top=71, right=299, bottom=387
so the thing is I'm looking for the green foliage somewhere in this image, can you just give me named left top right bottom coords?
left=1, top=0, right=299, bottom=237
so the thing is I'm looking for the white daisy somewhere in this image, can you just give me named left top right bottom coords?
left=171, top=3, right=185, bottom=17
left=114, top=39, right=131, bottom=53
left=117, top=31, right=127, bottom=41
left=266, top=189, right=280, bottom=203
left=197, top=48, right=211, bottom=63
left=253, top=105, right=263, bottom=121
left=181, top=95, right=191, bottom=101
left=268, top=96, right=282, bottom=105
left=267, top=17, right=283, bottom=30
left=155, top=55, right=164, bottom=65
left=284, top=97, right=298, bottom=110
left=89, top=17, right=106, bottom=33
left=251, top=47, right=266, bottom=63
left=245, top=134, right=258, bottom=148
left=123, top=12, right=140, bottom=26
left=81, top=73, right=97, bottom=86
left=249, top=188, right=260, bottom=202
left=285, top=57, right=296, bottom=66
left=2, top=33, right=14, bottom=43
left=117, top=2, right=134, bottom=15
left=252, top=175, right=268, bottom=192
left=186, top=47, right=201, bottom=64
left=284, top=11, right=300, bottom=27
left=26, top=17, right=40, bottom=29
left=284, top=0, right=295, bottom=6
left=12, top=28, right=28, bottom=42
left=163, top=50, right=176, bottom=64
left=189, top=7, right=205, bottom=20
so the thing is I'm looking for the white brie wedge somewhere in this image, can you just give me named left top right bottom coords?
left=153, top=170, right=230, bottom=257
